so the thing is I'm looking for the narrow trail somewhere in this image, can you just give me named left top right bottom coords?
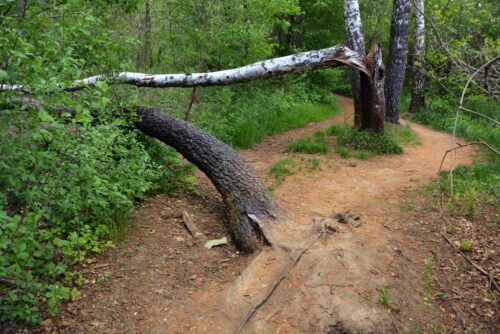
left=52, top=96, right=474, bottom=334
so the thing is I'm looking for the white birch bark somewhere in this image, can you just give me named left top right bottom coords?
left=343, top=0, right=365, bottom=56
left=409, top=0, right=426, bottom=112
left=343, top=0, right=366, bottom=127
left=0, top=45, right=368, bottom=93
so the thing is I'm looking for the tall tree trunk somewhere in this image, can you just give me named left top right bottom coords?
left=409, top=0, right=426, bottom=113
left=136, top=0, right=152, bottom=70
left=343, top=0, right=366, bottom=128
left=134, top=106, right=284, bottom=252
left=360, top=43, right=386, bottom=133
left=385, top=0, right=410, bottom=124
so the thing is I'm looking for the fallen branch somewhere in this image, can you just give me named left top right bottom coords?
left=458, top=106, right=499, bottom=126
left=181, top=211, right=208, bottom=243
left=235, top=229, right=324, bottom=334
left=441, top=232, right=500, bottom=293
left=438, top=140, right=499, bottom=176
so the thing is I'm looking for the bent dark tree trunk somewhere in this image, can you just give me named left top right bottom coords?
left=343, top=0, right=366, bottom=128
left=360, top=43, right=386, bottom=133
left=134, top=107, right=283, bottom=252
left=385, top=0, right=410, bottom=124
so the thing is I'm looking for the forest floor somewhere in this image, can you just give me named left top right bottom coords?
left=39, top=96, right=498, bottom=333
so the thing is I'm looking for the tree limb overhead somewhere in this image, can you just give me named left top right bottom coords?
left=0, top=45, right=369, bottom=92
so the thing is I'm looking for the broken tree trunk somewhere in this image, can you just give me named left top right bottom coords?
left=360, top=43, right=386, bottom=133
left=343, top=0, right=366, bottom=128
left=134, top=106, right=284, bottom=252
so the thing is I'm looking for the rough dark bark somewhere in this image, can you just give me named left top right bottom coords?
left=134, top=106, right=283, bottom=252
left=409, top=0, right=426, bottom=113
left=385, top=0, right=410, bottom=124
left=343, top=0, right=366, bottom=128
left=360, top=43, right=386, bottom=133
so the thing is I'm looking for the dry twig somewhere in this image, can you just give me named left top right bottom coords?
left=441, top=232, right=500, bottom=293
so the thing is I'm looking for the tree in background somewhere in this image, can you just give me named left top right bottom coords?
left=409, top=0, right=425, bottom=113
left=343, top=0, right=366, bottom=127
left=385, top=0, right=411, bottom=124
left=343, top=0, right=385, bottom=133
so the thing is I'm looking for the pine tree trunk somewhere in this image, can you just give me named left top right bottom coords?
left=343, top=0, right=366, bottom=128
left=409, top=0, right=426, bottom=113
left=134, top=106, right=284, bottom=252
left=385, top=0, right=410, bottom=124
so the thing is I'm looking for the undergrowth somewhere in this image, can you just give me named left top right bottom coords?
left=412, top=95, right=499, bottom=214
left=0, top=106, right=193, bottom=325
left=191, top=74, right=341, bottom=149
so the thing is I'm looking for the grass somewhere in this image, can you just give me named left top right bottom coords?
left=286, top=136, right=329, bottom=154
left=228, top=102, right=340, bottom=149
left=269, top=157, right=296, bottom=185
left=377, top=285, right=398, bottom=311
left=304, top=158, right=321, bottom=173
left=268, top=157, right=322, bottom=187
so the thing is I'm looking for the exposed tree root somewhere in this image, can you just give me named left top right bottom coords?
left=235, top=224, right=326, bottom=334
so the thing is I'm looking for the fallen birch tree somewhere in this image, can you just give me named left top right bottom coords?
left=1, top=45, right=368, bottom=92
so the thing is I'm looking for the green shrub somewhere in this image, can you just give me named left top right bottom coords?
left=286, top=137, right=329, bottom=154
left=0, top=107, right=190, bottom=325
left=327, top=124, right=420, bottom=156
left=289, top=124, right=418, bottom=159
left=336, top=145, right=353, bottom=158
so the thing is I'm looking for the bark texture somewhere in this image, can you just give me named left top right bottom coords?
left=360, top=43, right=386, bottom=133
left=134, top=106, right=283, bottom=252
left=343, top=0, right=366, bottom=128
left=409, top=0, right=426, bottom=113
left=385, top=0, right=410, bottom=124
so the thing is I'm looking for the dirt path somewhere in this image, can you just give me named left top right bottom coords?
left=51, top=96, right=475, bottom=333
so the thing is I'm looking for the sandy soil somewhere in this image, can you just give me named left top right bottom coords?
left=44, top=96, right=486, bottom=334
